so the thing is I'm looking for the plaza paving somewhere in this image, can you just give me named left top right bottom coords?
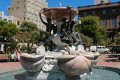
left=0, top=54, right=120, bottom=74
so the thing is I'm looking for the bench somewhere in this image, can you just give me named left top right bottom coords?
left=104, top=57, right=119, bottom=62
left=0, top=54, right=10, bottom=61
left=105, top=54, right=120, bottom=62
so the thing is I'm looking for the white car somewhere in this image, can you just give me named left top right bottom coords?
left=89, top=46, right=110, bottom=54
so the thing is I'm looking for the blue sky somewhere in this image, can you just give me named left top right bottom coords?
left=0, top=0, right=119, bottom=15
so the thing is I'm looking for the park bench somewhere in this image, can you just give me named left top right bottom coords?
left=105, top=54, right=120, bottom=62
left=0, top=54, right=10, bottom=61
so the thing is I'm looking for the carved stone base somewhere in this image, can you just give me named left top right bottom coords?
left=65, top=75, right=81, bottom=80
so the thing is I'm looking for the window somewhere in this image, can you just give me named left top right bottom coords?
left=24, top=17, right=26, bottom=20
left=17, top=1, right=19, bottom=4
left=84, top=12, right=87, bottom=16
left=103, top=10, right=106, bottom=14
left=112, top=9, right=116, bottom=14
left=8, top=8, right=10, bottom=10
left=100, top=0, right=104, bottom=4
left=8, top=20, right=12, bottom=23
left=102, top=47, right=105, bottom=49
left=4, top=19, right=7, bottom=21
left=27, top=17, right=30, bottom=20
left=92, top=11, right=96, bottom=15
left=102, top=19, right=107, bottom=27
left=97, top=47, right=101, bottom=49
left=111, top=19, right=116, bottom=28
left=17, top=21, right=20, bottom=25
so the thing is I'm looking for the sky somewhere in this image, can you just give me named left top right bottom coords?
left=0, top=0, right=119, bottom=15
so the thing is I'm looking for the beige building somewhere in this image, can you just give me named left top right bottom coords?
left=0, top=11, right=22, bottom=27
left=8, top=0, right=48, bottom=29
left=12, top=16, right=23, bottom=28
left=94, top=0, right=110, bottom=4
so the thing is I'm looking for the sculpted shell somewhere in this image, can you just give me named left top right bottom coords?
left=57, top=55, right=91, bottom=76
left=20, top=53, right=45, bottom=72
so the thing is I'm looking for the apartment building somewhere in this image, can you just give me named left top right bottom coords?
left=78, top=1, right=120, bottom=43
left=8, top=0, right=48, bottom=29
left=0, top=11, right=23, bottom=28
left=94, top=0, right=111, bottom=4
left=0, top=11, right=12, bottom=23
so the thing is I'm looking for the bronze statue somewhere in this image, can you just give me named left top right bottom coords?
left=60, top=18, right=72, bottom=44
left=39, top=8, right=57, bottom=50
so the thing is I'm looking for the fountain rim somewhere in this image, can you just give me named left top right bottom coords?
left=43, top=7, right=78, bottom=10
left=42, top=7, right=78, bottom=21
left=43, top=7, right=78, bottom=15
left=1, top=66, right=120, bottom=76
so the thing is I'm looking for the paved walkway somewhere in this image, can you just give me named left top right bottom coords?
left=0, top=54, right=120, bottom=74
left=0, top=62, right=22, bottom=74
left=96, top=54, right=120, bottom=69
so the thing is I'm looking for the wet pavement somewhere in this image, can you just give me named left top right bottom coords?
left=0, top=54, right=120, bottom=74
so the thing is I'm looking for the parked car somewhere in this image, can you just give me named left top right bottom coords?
left=89, top=46, right=110, bottom=54
left=111, top=46, right=120, bottom=54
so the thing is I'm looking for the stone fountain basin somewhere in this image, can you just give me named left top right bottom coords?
left=80, top=52, right=100, bottom=60
left=42, top=7, right=78, bottom=20
left=80, top=52, right=100, bottom=65
left=56, top=55, right=91, bottom=76
left=56, top=55, right=76, bottom=63
left=20, top=53, right=45, bottom=72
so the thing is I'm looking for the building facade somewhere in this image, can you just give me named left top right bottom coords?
left=0, top=11, right=12, bottom=23
left=78, top=2, right=120, bottom=44
left=0, top=11, right=23, bottom=27
left=94, top=0, right=110, bottom=5
left=8, top=0, right=48, bottom=29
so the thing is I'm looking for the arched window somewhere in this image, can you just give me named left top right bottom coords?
left=17, top=21, right=20, bottom=25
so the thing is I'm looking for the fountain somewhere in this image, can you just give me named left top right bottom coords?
left=1, top=6, right=120, bottom=80
left=20, top=6, right=101, bottom=80
left=18, top=6, right=101, bottom=80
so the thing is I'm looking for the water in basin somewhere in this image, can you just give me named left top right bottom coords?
left=0, top=67, right=120, bottom=80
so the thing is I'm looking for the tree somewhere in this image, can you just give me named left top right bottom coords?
left=0, top=20, right=17, bottom=42
left=20, top=21, right=38, bottom=32
left=14, top=21, right=40, bottom=53
left=80, top=33, right=93, bottom=46
left=80, top=16, right=107, bottom=45
left=114, top=32, right=120, bottom=45
left=0, top=20, right=18, bottom=52
left=73, top=21, right=93, bottom=46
